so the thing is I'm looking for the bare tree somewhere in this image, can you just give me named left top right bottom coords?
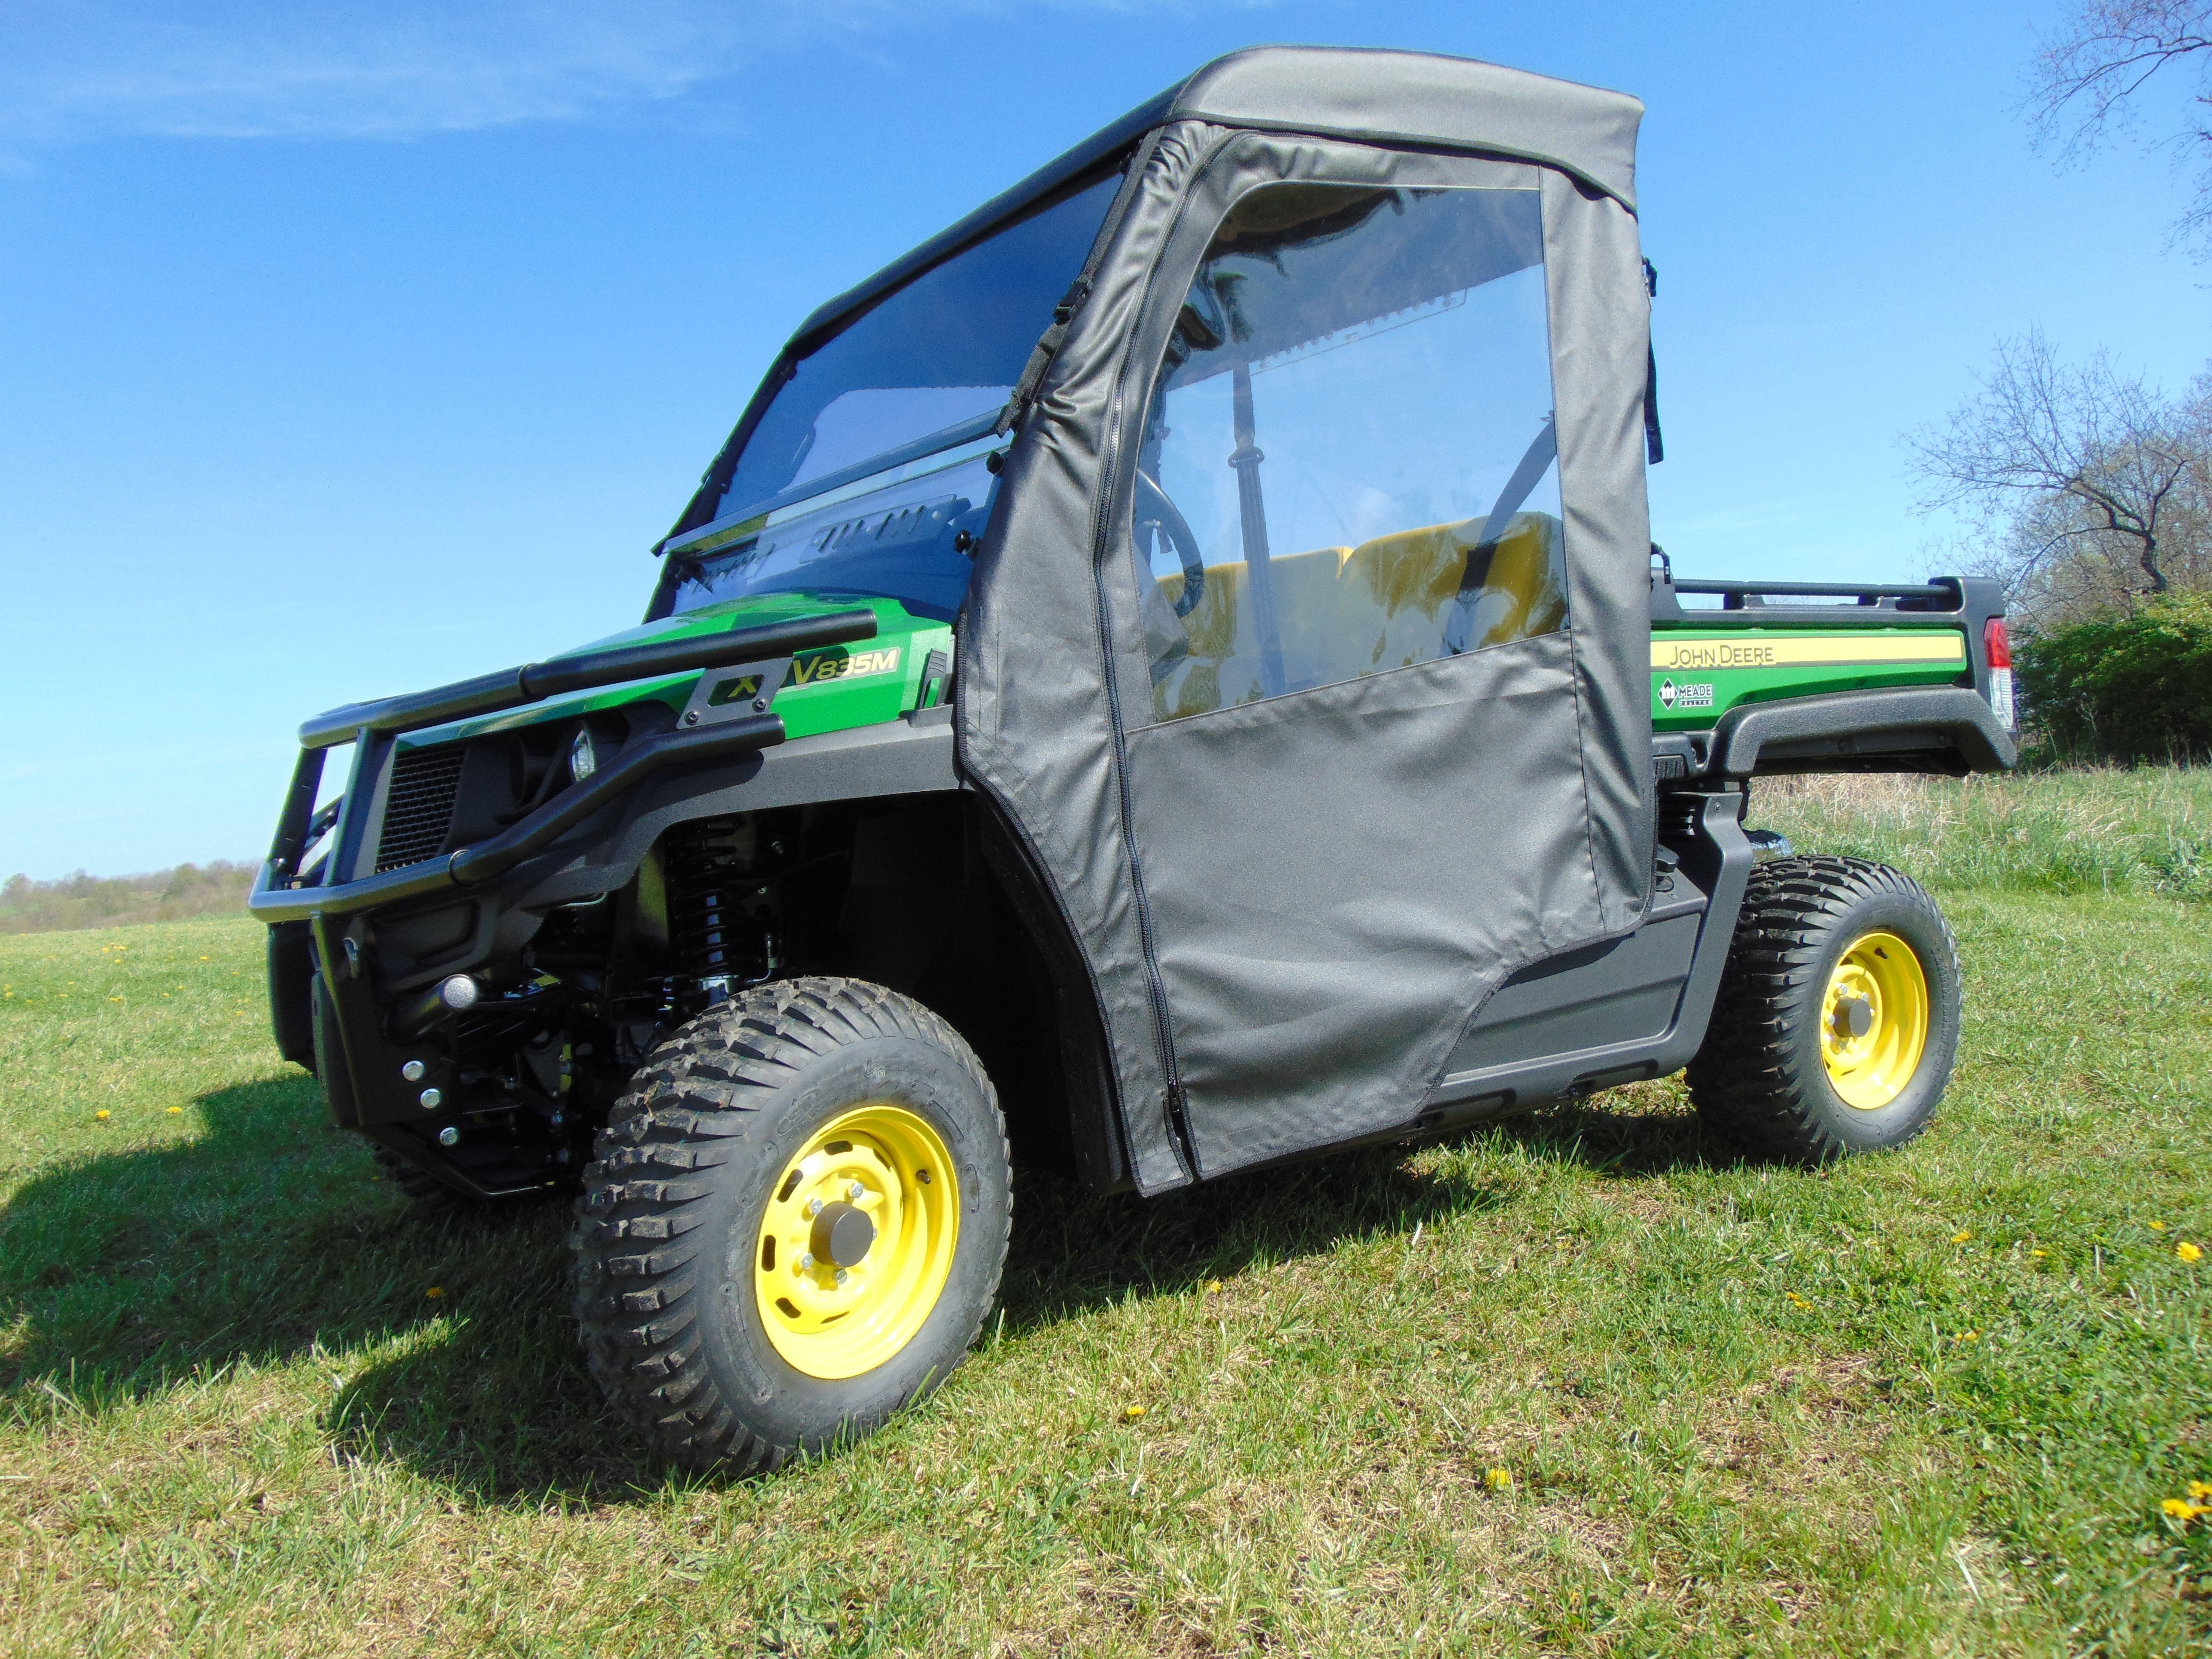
left=1906, top=332, right=2211, bottom=626
left=2027, top=0, right=2212, bottom=255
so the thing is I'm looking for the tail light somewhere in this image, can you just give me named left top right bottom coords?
left=1983, top=617, right=2014, bottom=730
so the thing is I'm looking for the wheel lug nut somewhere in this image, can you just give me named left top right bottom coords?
left=835, top=1268, right=848, bottom=1285
left=808, top=1197, right=823, bottom=1217
left=847, top=1181, right=863, bottom=1199
left=797, top=1252, right=814, bottom=1271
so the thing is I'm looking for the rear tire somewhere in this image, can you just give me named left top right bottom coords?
left=1689, top=855, right=1961, bottom=1164
left=571, top=977, right=1010, bottom=1473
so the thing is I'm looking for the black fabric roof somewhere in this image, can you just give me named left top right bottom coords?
left=787, top=46, right=1642, bottom=353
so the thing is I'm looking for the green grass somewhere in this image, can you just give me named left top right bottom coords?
left=3, top=773, right=2210, bottom=1656
left=1756, top=766, right=2212, bottom=904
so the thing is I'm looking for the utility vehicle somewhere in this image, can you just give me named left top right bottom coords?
left=254, top=47, right=2018, bottom=1471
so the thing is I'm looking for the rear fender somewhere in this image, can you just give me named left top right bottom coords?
left=1708, top=686, right=2018, bottom=778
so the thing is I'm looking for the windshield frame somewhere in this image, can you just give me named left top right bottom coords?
left=661, top=425, right=1006, bottom=624
left=665, top=409, right=1005, bottom=562
left=661, top=160, right=1130, bottom=566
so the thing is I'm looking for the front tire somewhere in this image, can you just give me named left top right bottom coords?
left=1689, top=856, right=1961, bottom=1164
left=571, top=978, right=1010, bottom=1473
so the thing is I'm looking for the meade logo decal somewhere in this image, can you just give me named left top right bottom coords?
left=1657, top=679, right=1714, bottom=710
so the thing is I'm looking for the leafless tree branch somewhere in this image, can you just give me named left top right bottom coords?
left=2027, top=0, right=2212, bottom=254
left=1905, top=332, right=2212, bottom=626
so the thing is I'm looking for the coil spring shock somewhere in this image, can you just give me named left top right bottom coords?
left=665, top=815, right=777, bottom=1000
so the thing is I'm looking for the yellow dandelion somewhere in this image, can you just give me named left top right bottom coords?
left=94, top=1109, right=109, bottom=1121
left=1951, top=1231, right=1972, bottom=1244
left=2189, top=1481, right=2212, bottom=1501
left=2150, top=1221, right=2166, bottom=1231
left=1485, top=1467, right=1514, bottom=1492
left=1955, top=1330, right=1979, bottom=1343
left=2161, top=1498, right=2203, bottom=1522
left=2030, top=1248, right=2048, bottom=1258
left=1785, top=1291, right=1812, bottom=1308
left=166, top=1106, right=182, bottom=1115
left=1121, top=1404, right=1145, bottom=1421
left=1203, top=1279, right=1223, bottom=1294
left=2178, top=1242, right=2202, bottom=1264
left=107, top=996, right=122, bottom=1003
left=425, top=1287, right=445, bottom=1300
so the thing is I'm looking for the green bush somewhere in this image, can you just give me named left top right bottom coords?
left=2017, top=593, right=2212, bottom=763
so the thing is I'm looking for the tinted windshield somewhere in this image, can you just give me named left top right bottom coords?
left=672, top=443, right=997, bottom=624
left=718, top=170, right=1121, bottom=518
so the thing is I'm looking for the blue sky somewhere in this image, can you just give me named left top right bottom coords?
left=3, top=0, right=2208, bottom=880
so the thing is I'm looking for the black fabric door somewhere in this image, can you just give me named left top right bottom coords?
left=1110, top=163, right=1614, bottom=1175
left=959, top=126, right=1655, bottom=1192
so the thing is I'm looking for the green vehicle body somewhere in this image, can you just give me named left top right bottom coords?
left=250, top=549, right=2011, bottom=1209
left=1649, top=624, right=1974, bottom=733
left=394, top=596, right=954, bottom=754
left=389, top=599, right=1987, bottom=758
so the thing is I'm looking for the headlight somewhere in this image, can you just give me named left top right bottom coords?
left=569, top=728, right=597, bottom=783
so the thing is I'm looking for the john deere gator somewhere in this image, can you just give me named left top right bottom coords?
left=251, top=46, right=2018, bottom=1471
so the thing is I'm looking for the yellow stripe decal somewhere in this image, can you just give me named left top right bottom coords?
left=1651, top=634, right=1966, bottom=672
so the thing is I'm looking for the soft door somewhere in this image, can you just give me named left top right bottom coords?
left=1109, top=167, right=1619, bottom=1175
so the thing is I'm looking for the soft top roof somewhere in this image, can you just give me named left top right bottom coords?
left=788, top=46, right=1642, bottom=354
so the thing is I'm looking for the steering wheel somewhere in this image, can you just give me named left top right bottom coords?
left=1135, top=469, right=1206, bottom=619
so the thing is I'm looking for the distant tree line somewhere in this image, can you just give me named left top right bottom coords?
left=1903, top=337, right=2212, bottom=762
left=0, top=861, right=258, bottom=936
left=1887, top=3, right=2212, bottom=763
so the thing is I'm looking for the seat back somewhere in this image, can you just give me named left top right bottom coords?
left=1152, top=511, right=1567, bottom=719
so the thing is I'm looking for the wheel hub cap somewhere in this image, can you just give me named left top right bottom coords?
left=1820, top=931, right=1930, bottom=1111
left=811, top=1200, right=876, bottom=1268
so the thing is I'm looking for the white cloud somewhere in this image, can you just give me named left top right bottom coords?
left=0, top=1, right=753, bottom=143
left=0, top=0, right=1281, bottom=146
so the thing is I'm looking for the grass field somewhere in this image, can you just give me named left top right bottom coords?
left=3, top=771, right=2209, bottom=1656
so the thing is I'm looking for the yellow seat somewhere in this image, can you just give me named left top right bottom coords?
left=1152, top=512, right=1566, bottom=720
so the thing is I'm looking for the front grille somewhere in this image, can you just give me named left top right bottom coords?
left=374, top=743, right=468, bottom=872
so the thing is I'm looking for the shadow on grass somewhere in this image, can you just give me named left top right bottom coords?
left=0, top=1075, right=1720, bottom=1504
left=998, top=1091, right=1721, bottom=1333
left=0, top=1074, right=599, bottom=1489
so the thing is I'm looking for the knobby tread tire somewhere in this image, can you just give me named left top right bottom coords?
left=569, top=977, right=1009, bottom=1474
left=1688, top=854, right=1961, bottom=1165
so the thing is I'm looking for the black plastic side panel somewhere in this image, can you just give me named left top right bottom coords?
left=974, top=800, right=1134, bottom=1194
left=1444, top=912, right=1701, bottom=1075
left=309, top=972, right=357, bottom=1128
left=513, top=715, right=961, bottom=914
left=268, top=920, right=318, bottom=1071
left=1419, top=791, right=1755, bottom=1124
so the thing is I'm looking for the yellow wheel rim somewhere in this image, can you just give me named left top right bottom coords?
left=1820, top=931, right=1929, bottom=1110
left=753, top=1103, right=959, bottom=1380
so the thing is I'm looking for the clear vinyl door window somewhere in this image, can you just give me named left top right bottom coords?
left=1133, top=184, right=1566, bottom=722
